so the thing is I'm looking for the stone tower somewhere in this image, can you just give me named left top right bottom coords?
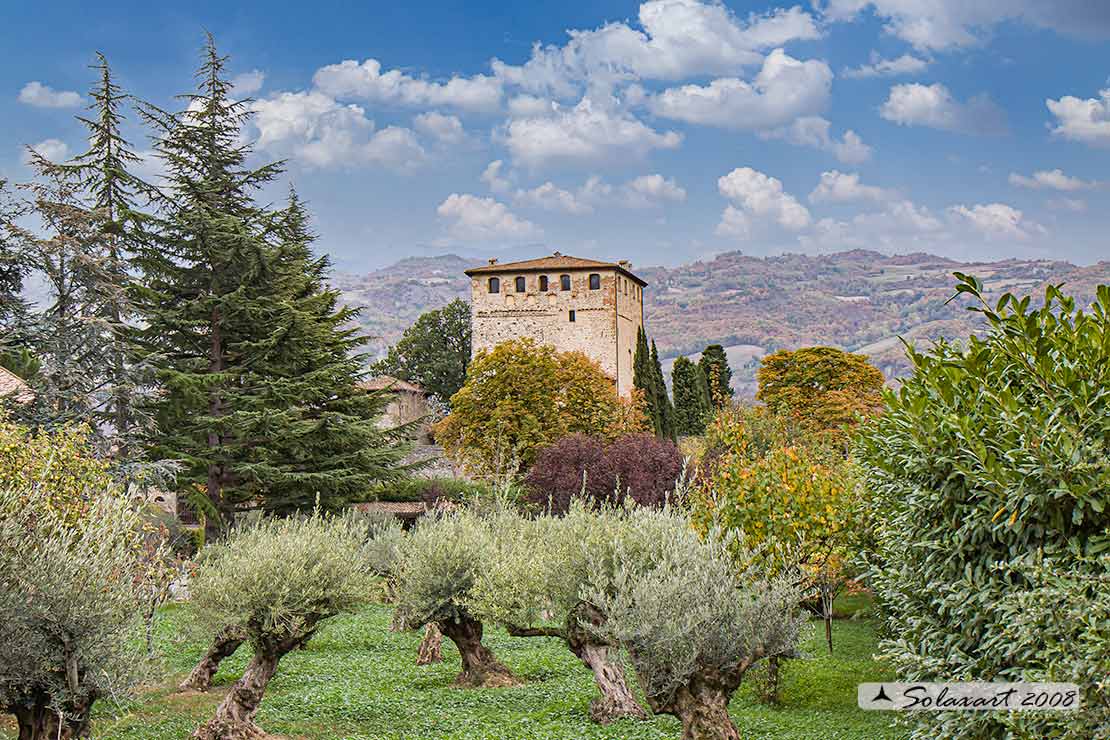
left=465, top=252, right=647, bottom=397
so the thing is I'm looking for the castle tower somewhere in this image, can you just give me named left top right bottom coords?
left=465, top=252, right=647, bottom=397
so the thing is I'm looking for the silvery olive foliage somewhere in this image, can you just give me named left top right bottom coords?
left=188, top=511, right=375, bottom=643
left=582, top=524, right=807, bottom=707
left=392, top=509, right=495, bottom=629
left=0, top=482, right=153, bottom=726
left=857, top=278, right=1110, bottom=739
left=357, top=510, right=406, bottom=577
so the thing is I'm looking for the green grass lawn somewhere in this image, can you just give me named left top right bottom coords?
left=2, top=602, right=907, bottom=740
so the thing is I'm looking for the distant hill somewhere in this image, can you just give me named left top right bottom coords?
left=335, top=250, right=1110, bottom=397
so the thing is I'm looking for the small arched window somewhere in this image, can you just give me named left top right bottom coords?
left=560, top=274, right=571, bottom=291
left=515, top=276, right=526, bottom=292
left=539, top=275, right=549, bottom=292
left=589, top=273, right=600, bottom=290
left=488, top=277, right=500, bottom=294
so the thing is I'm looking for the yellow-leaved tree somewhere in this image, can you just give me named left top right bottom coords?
left=434, top=339, right=646, bottom=477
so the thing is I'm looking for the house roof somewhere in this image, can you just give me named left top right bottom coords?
left=360, top=375, right=426, bottom=394
left=355, top=501, right=427, bottom=517
left=0, top=366, right=34, bottom=405
left=465, top=252, right=647, bottom=286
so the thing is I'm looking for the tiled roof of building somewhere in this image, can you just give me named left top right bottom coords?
left=0, top=366, right=34, bottom=405
left=355, top=501, right=427, bottom=516
left=359, top=375, right=426, bottom=394
left=465, top=252, right=647, bottom=286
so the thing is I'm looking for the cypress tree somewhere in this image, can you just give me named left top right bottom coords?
left=135, top=37, right=408, bottom=534
left=699, top=344, right=734, bottom=409
left=633, top=327, right=662, bottom=436
left=650, top=340, right=676, bottom=440
left=672, top=356, right=711, bottom=436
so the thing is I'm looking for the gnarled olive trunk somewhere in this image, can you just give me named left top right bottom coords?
left=566, top=604, right=646, bottom=724
left=647, top=666, right=749, bottom=740
left=10, top=693, right=94, bottom=740
left=180, top=624, right=245, bottom=692
left=193, top=622, right=319, bottom=739
left=437, top=615, right=518, bottom=688
left=416, top=623, right=443, bottom=665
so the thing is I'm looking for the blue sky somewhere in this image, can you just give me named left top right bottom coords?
left=3, top=1, right=1110, bottom=271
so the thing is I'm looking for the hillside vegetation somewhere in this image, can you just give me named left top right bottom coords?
left=334, top=250, right=1110, bottom=396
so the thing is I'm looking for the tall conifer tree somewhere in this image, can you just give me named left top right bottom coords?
left=135, top=38, right=408, bottom=533
left=672, top=356, right=711, bottom=436
left=699, top=343, right=734, bottom=409
left=650, top=340, right=676, bottom=440
left=633, top=327, right=661, bottom=436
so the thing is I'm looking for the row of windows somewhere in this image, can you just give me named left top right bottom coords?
left=488, top=273, right=602, bottom=294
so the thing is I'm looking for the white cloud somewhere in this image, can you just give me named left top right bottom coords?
left=821, top=1, right=1110, bottom=52
left=623, top=174, right=686, bottom=207
left=515, top=181, right=593, bottom=214
left=21, top=138, right=68, bottom=164
left=809, top=170, right=891, bottom=203
left=313, top=58, right=502, bottom=112
left=501, top=97, right=681, bottom=169
left=1009, top=168, right=1098, bottom=191
left=799, top=198, right=945, bottom=252
left=491, top=1, right=821, bottom=96
left=948, top=202, right=1045, bottom=240
left=481, top=160, right=511, bottom=194
left=842, top=52, right=929, bottom=78
left=414, top=112, right=465, bottom=144
left=18, top=81, right=81, bottom=108
left=250, top=90, right=425, bottom=170
left=717, top=167, right=810, bottom=234
left=507, top=95, right=554, bottom=117
left=436, top=193, right=540, bottom=240
left=231, top=70, right=266, bottom=97
left=1046, top=88, right=1110, bottom=147
left=1048, top=197, right=1087, bottom=212
left=760, top=116, right=872, bottom=163
left=880, top=83, right=1005, bottom=134
left=649, top=49, right=832, bottom=130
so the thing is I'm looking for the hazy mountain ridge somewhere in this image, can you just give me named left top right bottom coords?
left=335, top=250, right=1110, bottom=395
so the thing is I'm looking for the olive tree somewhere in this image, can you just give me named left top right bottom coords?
left=0, top=484, right=152, bottom=739
left=189, top=512, right=373, bottom=739
left=584, top=526, right=807, bottom=740
left=393, top=510, right=518, bottom=687
left=469, top=504, right=687, bottom=722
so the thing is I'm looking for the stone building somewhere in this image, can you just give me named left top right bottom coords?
left=465, top=252, right=646, bottom=397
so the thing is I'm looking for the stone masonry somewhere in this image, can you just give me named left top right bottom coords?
left=465, top=252, right=646, bottom=397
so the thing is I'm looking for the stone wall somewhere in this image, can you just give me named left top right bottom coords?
left=470, top=267, right=643, bottom=396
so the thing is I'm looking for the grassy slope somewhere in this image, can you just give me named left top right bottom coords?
left=4, top=603, right=906, bottom=740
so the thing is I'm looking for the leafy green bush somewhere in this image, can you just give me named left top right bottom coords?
left=857, top=277, right=1110, bottom=739
left=189, top=512, right=374, bottom=739
left=0, top=481, right=152, bottom=739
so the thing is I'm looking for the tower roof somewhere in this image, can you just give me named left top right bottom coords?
left=465, top=252, right=647, bottom=286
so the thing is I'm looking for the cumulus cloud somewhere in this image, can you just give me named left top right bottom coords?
left=809, top=170, right=891, bottom=203
left=231, top=70, right=266, bottom=97
left=491, top=1, right=821, bottom=97
left=760, top=116, right=872, bottom=163
left=1048, top=197, right=1087, bottom=212
left=880, top=83, right=1006, bottom=134
left=18, top=81, right=81, bottom=108
left=717, top=167, right=810, bottom=235
left=481, top=160, right=512, bottom=194
left=1009, top=168, right=1098, bottom=191
left=842, top=52, right=929, bottom=78
left=313, top=58, right=502, bottom=112
left=515, top=181, right=594, bottom=214
left=1046, top=88, right=1110, bottom=147
left=623, top=174, right=686, bottom=207
left=501, top=97, right=681, bottom=169
left=948, top=202, right=1045, bottom=240
left=414, top=111, right=466, bottom=143
left=436, top=193, right=540, bottom=240
left=250, top=90, right=425, bottom=170
left=21, top=138, right=69, bottom=164
left=649, top=49, right=832, bottom=130
left=821, top=1, right=1110, bottom=51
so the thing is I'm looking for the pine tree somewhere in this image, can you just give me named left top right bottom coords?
left=0, top=180, right=35, bottom=376
left=672, top=356, right=711, bottom=436
left=650, top=340, right=676, bottom=440
left=135, top=38, right=408, bottom=533
left=699, top=344, right=734, bottom=410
